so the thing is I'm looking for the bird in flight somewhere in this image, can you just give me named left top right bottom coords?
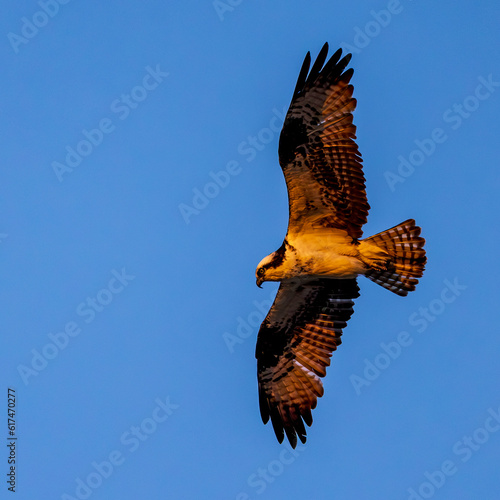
left=255, top=43, right=426, bottom=448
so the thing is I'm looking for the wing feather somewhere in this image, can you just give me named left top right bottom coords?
left=278, top=43, right=369, bottom=239
left=256, top=278, right=359, bottom=447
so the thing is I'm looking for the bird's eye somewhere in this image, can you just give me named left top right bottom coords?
left=258, top=268, right=265, bottom=276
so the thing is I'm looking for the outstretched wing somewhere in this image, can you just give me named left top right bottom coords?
left=256, top=278, right=359, bottom=447
left=279, top=43, right=369, bottom=239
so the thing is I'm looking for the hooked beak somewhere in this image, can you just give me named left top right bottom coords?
left=256, top=277, right=263, bottom=288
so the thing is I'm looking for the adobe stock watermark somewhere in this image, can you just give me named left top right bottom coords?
left=213, top=0, right=243, bottom=21
left=61, top=396, right=179, bottom=500
left=385, top=74, right=499, bottom=191
left=340, top=0, right=407, bottom=54
left=7, top=0, right=73, bottom=54
left=223, top=289, right=275, bottom=353
left=178, top=106, right=287, bottom=224
left=235, top=444, right=306, bottom=499
left=51, top=65, right=168, bottom=182
left=17, top=268, right=135, bottom=385
left=406, top=404, right=500, bottom=499
left=350, top=277, right=467, bottom=395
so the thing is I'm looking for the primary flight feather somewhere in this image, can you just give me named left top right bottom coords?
left=254, top=43, right=426, bottom=448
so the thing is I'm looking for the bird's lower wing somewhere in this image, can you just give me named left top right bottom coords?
left=255, top=278, right=359, bottom=448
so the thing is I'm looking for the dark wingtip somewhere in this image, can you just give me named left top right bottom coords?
left=292, top=51, right=311, bottom=98
left=284, top=426, right=298, bottom=449
left=293, top=44, right=354, bottom=100
left=307, top=43, right=330, bottom=85
left=302, top=408, right=313, bottom=427
left=337, top=53, right=353, bottom=74
left=270, top=406, right=285, bottom=444
left=258, top=387, right=270, bottom=424
left=294, top=421, right=307, bottom=446
left=342, top=67, right=355, bottom=83
left=273, top=422, right=285, bottom=444
left=332, top=47, right=343, bottom=60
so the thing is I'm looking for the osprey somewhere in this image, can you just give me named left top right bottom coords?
left=255, top=43, right=426, bottom=448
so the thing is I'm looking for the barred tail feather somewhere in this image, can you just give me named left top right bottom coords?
left=363, top=219, right=426, bottom=296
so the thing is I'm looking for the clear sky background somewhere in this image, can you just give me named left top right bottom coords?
left=1, top=1, right=500, bottom=499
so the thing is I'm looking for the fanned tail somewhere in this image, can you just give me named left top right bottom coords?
left=363, top=219, right=426, bottom=296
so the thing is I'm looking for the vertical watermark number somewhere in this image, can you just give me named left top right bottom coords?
left=6, top=388, right=17, bottom=493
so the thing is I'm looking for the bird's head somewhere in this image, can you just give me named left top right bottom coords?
left=255, top=249, right=286, bottom=287
left=255, top=264, right=267, bottom=288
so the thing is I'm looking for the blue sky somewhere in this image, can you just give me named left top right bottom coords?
left=2, top=1, right=500, bottom=499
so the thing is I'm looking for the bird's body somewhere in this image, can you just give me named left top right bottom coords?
left=258, top=232, right=366, bottom=282
left=253, top=43, right=426, bottom=448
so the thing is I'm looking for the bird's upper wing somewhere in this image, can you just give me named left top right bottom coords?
left=255, top=278, right=359, bottom=447
left=278, top=43, right=369, bottom=239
